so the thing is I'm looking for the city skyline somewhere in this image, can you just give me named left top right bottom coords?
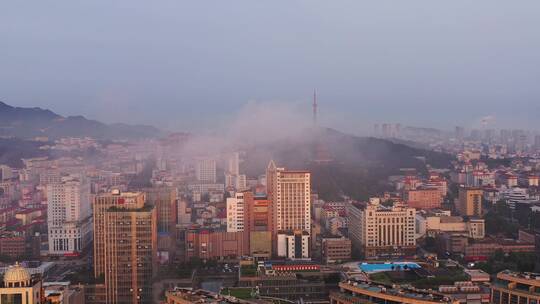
left=3, top=2, right=540, bottom=303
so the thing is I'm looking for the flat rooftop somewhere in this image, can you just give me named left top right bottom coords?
left=339, top=280, right=456, bottom=303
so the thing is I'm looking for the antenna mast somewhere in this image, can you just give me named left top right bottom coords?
left=312, top=89, right=318, bottom=125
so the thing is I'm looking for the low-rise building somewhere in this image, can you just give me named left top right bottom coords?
left=424, top=215, right=485, bottom=239
left=0, top=234, right=25, bottom=259
left=0, top=263, right=43, bottom=304
left=491, top=270, right=540, bottom=304
left=464, top=269, right=490, bottom=283
left=330, top=280, right=459, bottom=304
left=44, top=281, right=85, bottom=304
left=348, top=200, right=416, bottom=259
left=438, top=281, right=490, bottom=303
left=405, top=187, right=443, bottom=209
left=165, top=288, right=264, bottom=304
left=464, top=238, right=534, bottom=261
left=185, top=228, right=249, bottom=261
left=277, top=231, right=309, bottom=260
left=238, top=261, right=337, bottom=302
left=321, top=237, right=351, bottom=264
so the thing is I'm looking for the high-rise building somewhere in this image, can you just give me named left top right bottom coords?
left=244, top=192, right=272, bottom=258
left=145, top=187, right=177, bottom=233
left=47, top=174, right=92, bottom=255
left=93, top=190, right=157, bottom=304
left=225, top=152, right=247, bottom=191
left=227, top=152, right=240, bottom=176
left=103, top=202, right=156, bottom=304
left=244, top=192, right=272, bottom=233
left=225, top=174, right=247, bottom=191
left=348, top=201, right=416, bottom=258
left=93, top=191, right=146, bottom=277
left=266, top=161, right=311, bottom=256
left=195, top=158, right=216, bottom=183
left=225, top=191, right=273, bottom=257
left=145, top=187, right=177, bottom=267
left=177, top=199, right=191, bottom=228
left=458, top=187, right=483, bottom=217
left=500, top=129, right=511, bottom=143
left=226, top=192, right=245, bottom=232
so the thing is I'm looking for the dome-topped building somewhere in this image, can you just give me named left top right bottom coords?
left=3, top=262, right=31, bottom=288
left=0, top=262, right=42, bottom=303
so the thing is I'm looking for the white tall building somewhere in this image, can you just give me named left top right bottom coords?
left=277, top=231, right=310, bottom=260
left=225, top=174, right=247, bottom=191
left=195, top=158, right=217, bottom=183
left=177, top=200, right=192, bottom=228
left=235, top=174, right=247, bottom=190
left=227, top=152, right=240, bottom=176
left=224, top=152, right=247, bottom=191
left=226, top=192, right=245, bottom=232
left=47, top=174, right=92, bottom=255
left=348, top=200, right=416, bottom=258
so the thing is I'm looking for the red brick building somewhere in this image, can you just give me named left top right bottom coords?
left=185, top=229, right=249, bottom=261
left=405, top=188, right=443, bottom=209
left=0, top=235, right=25, bottom=258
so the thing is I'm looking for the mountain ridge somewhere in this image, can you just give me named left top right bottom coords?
left=0, top=100, right=161, bottom=140
left=240, top=127, right=454, bottom=200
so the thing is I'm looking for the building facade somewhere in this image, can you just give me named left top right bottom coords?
left=47, top=174, right=92, bottom=255
left=266, top=161, right=311, bottom=256
left=0, top=263, right=42, bottom=304
left=195, top=158, right=216, bottom=183
left=226, top=193, right=245, bottom=232
left=349, top=201, right=416, bottom=259
left=491, top=270, right=540, bottom=304
left=331, top=280, right=459, bottom=304
left=93, top=190, right=157, bottom=304
left=458, top=187, right=483, bottom=217
left=321, top=237, right=351, bottom=264
left=103, top=204, right=157, bottom=304
left=406, top=188, right=443, bottom=209
left=276, top=231, right=309, bottom=259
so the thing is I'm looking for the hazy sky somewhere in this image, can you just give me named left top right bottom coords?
left=1, top=1, right=539, bottom=133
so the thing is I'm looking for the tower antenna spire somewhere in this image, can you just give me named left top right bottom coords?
left=312, top=89, right=318, bottom=125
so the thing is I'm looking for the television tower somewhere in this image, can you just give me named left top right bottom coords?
left=312, top=89, right=318, bottom=125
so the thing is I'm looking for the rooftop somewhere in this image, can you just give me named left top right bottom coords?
left=339, top=280, right=456, bottom=303
left=107, top=204, right=154, bottom=212
left=166, top=288, right=264, bottom=304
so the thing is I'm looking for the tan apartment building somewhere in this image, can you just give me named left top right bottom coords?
left=458, top=187, right=483, bottom=217
left=266, top=161, right=311, bottom=255
left=93, top=190, right=157, bottom=304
